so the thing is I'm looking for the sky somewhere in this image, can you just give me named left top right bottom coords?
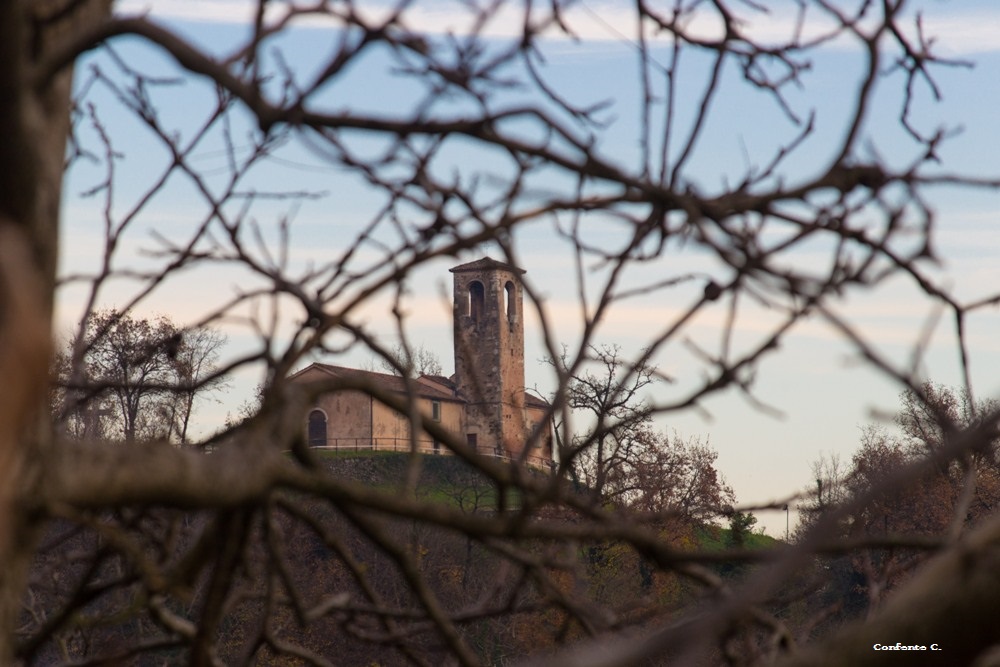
left=60, top=0, right=1000, bottom=536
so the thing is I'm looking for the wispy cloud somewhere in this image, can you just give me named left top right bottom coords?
left=116, top=1, right=1000, bottom=55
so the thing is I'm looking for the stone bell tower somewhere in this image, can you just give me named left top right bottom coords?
left=450, top=257, right=527, bottom=458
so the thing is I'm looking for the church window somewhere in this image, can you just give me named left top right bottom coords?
left=432, top=400, right=441, bottom=422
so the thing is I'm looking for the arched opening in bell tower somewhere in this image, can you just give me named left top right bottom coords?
left=468, top=281, right=484, bottom=322
left=504, top=281, right=516, bottom=323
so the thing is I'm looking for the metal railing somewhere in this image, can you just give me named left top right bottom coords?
left=310, top=437, right=553, bottom=469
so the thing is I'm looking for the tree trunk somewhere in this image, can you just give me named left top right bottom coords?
left=0, top=0, right=110, bottom=659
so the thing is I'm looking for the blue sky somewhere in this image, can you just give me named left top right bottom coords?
left=61, top=0, right=1000, bottom=534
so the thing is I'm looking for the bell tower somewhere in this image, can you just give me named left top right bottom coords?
left=450, top=258, right=527, bottom=458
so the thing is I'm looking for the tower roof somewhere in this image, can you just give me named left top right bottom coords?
left=449, top=257, right=526, bottom=275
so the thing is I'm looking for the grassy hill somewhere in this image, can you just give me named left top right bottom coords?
left=314, top=451, right=781, bottom=552
left=695, top=523, right=782, bottom=551
left=313, top=449, right=517, bottom=510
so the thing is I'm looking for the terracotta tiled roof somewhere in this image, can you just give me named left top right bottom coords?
left=449, top=256, right=526, bottom=275
left=418, top=375, right=458, bottom=392
left=524, top=390, right=550, bottom=409
left=293, top=363, right=551, bottom=410
left=291, top=364, right=462, bottom=402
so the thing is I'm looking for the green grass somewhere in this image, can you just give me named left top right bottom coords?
left=695, top=524, right=781, bottom=551
left=315, top=451, right=506, bottom=509
left=314, top=453, right=782, bottom=551
left=310, top=448, right=402, bottom=459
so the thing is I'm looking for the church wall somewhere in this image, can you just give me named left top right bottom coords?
left=524, top=403, right=554, bottom=463
left=292, top=366, right=373, bottom=447
left=313, top=389, right=372, bottom=447
left=371, top=396, right=464, bottom=453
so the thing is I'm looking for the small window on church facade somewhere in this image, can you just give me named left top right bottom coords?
left=468, top=281, right=484, bottom=322
left=432, top=400, right=441, bottom=422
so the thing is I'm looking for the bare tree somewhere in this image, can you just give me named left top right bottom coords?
left=553, top=344, right=658, bottom=499
left=551, top=344, right=732, bottom=519
left=49, top=349, right=114, bottom=441
left=2, top=1, right=1000, bottom=666
left=795, top=386, right=1000, bottom=626
left=377, top=343, right=444, bottom=378
left=55, top=310, right=227, bottom=443
left=66, top=310, right=180, bottom=441
left=622, top=431, right=735, bottom=522
left=160, top=326, right=229, bottom=444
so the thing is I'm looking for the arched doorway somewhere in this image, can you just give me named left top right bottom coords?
left=307, top=409, right=327, bottom=447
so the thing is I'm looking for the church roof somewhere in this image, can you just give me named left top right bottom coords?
left=418, top=374, right=458, bottom=392
left=291, top=363, right=550, bottom=409
left=290, top=363, right=462, bottom=402
left=524, top=390, right=550, bottom=409
left=449, top=257, right=526, bottom=275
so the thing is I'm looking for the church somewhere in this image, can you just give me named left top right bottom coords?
left=291, top=258, right=554, bottom=467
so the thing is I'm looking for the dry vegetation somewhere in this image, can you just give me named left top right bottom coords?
left=2, top=0, right=1000, bottom=665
